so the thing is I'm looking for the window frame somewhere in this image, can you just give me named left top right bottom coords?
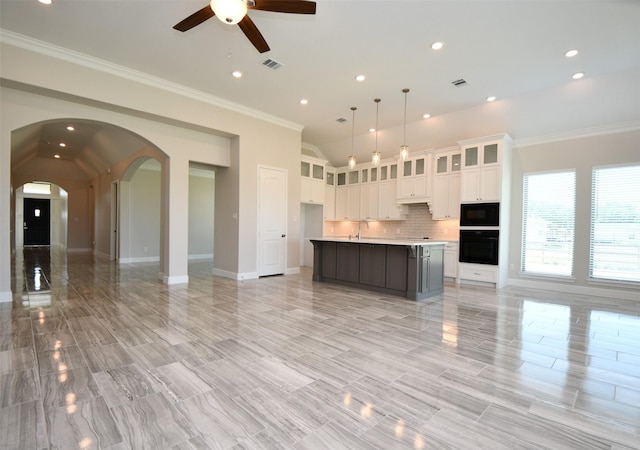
left=521, top=169, right=577, bottom=278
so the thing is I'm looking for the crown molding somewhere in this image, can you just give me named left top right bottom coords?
left=514, top=120, right=640, bottom=148
left=0, top=29, right=304, bottom=133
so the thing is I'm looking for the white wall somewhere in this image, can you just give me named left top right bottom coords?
left=126, top=165, right=161, bottom=262
left=189, top=167, right=215, bottom=259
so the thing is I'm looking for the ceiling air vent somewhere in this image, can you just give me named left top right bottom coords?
left=336, top=117, right=348, bottom=124
left=262, top=58, right=283, bottom=70
left=451, top=78, right=467, bottom=87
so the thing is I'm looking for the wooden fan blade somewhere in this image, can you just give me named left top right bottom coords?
left=238, top=15, right=270, bottom=53
left=251, top=0, right=316, bottom=14
left=173, top=5, right=215, bottom=32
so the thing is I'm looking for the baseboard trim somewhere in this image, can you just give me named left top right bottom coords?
left=507, top=278, right=640, bottom=301
left=0, top=291, right=12, bottom=303
left=286, top=267, right=301, bottom=275
left=119, top=256, right=160, bottom=264
left=163, top=274, right=189, bottom=285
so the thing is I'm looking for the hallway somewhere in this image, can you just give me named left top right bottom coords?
left=1, top=248, right=639, bottom=449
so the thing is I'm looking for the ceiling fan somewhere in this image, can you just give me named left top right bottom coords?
left=173, top=0, right=317, bottom=53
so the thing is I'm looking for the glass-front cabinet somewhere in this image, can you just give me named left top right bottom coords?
left=398, top=152, right=432, bottom=204
left=459, top=136, right=509, bottom=202
left=431, top=147, right=461, bottom=220
left=301, top=156, right=326, bottom=204
left=435, top=151, right=461, bottom=174
left=324, top=168, right=336, bottom=220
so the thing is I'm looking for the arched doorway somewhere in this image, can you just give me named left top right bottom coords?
left=9, top=118, right=169, bottom=262
left=15, top=181, right=68, bottom=249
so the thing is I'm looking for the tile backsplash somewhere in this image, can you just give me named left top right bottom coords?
left=323, top=204, right=459, bottom=241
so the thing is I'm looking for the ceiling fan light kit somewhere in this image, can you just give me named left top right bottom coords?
left=173, top=0, right=317, bottom=53
left=211, top=0, right=247, bottom=24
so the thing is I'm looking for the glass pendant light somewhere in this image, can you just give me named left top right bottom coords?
left=400, top=88, right=410, bottom=161
left=348, top=107, right=357, bottom=169
left=372, top=98, right=381, bottom=166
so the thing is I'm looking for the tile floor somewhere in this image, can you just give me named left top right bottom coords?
left=1, top=247, right=639, bottom=449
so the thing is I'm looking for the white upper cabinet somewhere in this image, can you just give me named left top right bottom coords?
left=459, top=136, right=511, bottom=203
left=300, top=156, right=326, bottom=204
left=430, top=147, right=461, bottom=220
left=398, top=153, right=432, bottom=204
left=324, top=168, right=336, bottom=220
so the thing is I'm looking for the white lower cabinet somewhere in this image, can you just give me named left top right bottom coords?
left=444, top=242, right=458, bottom=279
left=458, top=263, right=497, bottom=283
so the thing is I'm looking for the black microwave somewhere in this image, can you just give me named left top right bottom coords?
left=460, top=202, right=500, bottom=227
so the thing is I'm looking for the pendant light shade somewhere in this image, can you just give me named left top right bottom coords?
left=400, top=88, right=410, bottom=161
left=348, top=106, right=357, bottom=169
left=372, top=98, right=381, bottom=166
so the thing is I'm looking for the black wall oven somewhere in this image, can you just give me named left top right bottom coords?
left=460, top=202, right=500, bottom=227
left=459, top=229, right=499, bottom=265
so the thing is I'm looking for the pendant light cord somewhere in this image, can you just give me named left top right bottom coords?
left=375, top=99, right=380, bottom=153
left=351, top=107, right=356, bottom=154
left=403, top=88, right=409, bottom=147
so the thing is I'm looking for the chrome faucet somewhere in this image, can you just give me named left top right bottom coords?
left=356, top=220, right=369, bottom=240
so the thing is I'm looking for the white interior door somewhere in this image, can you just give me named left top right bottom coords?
left=258, top=167, right=287, bottom=276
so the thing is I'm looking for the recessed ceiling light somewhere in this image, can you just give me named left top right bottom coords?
left=66, top=125, right=75, bottom=131
left=299, top=99, right=308, bottom=105
left=54, top=154, right=61, bottom=159
left=355, top=75, right=366, bottom=82
left=486, top=96, right=496, bottom=102
left=423, top=113, right=431, bottom=119
left=572, top=72, right=585, bottom=80
left=369, top=128, right=376, bottom=133
left=431, top=41, right=444, bottom=50
left=565, top=49, right=578, bottom=58
left=38, top=0, right=52, bottom=4
left=59, top=142, right=66, bottom=147
left=232, top=71, right=242, bottom=78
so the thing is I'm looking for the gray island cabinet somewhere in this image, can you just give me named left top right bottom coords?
left=310, top=239, right=446, bottom=300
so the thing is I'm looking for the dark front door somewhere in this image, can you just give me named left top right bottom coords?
left=24, top=198, right=51, bottom=246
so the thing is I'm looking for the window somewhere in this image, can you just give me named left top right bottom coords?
left=23, top=182, right=51, bottom=195
left=590, top=164, right=640, bottom=283
left=522, top=170, right=576, bottom=276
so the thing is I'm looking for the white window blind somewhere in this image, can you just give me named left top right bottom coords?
left=590, top=164, right=640, bottom=283
left=522, top=171, right=576, bottom=276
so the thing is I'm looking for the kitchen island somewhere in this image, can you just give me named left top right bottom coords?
left=310, top=238, right=447, bottom=301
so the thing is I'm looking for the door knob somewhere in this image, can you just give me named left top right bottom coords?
left=281, top=234, right=286, bottom=238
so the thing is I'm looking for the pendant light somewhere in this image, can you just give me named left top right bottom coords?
left=372, top=98, right=381, bottom=166
left=348, top=107, right=357, bottom=169
left=400, top=88, right=410, bottom=161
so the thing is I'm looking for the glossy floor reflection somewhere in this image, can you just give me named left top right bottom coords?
left=1, top=247, right=639, bottom=449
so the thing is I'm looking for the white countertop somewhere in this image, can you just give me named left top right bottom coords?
left=310, top=237, right=448, bottom=246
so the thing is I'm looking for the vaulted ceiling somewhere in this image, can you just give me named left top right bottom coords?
left=2, top=0, right=639, bottom=173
